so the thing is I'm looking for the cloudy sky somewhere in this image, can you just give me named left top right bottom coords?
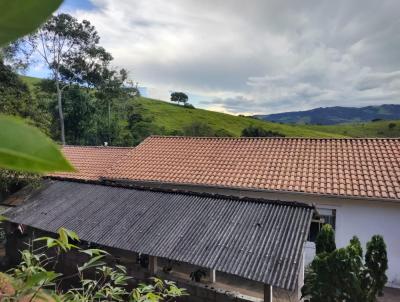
left=30, top=0, right=400, bottom=115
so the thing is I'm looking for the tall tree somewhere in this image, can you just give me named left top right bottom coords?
left=12, top=13, right=113, bottom=145
left=365, top=235, right=388, bottom=297
left=94, top=68, right=129, bottom=144
left=60, top=87, right=96, bottom=145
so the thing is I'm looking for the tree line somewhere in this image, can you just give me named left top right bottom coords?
left=1, top=13, right=155, bottom=147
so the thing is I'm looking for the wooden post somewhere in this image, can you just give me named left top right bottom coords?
left=298, top=252, right=305, bottom=300
left=209, top=269, right=216, bottom=283
left=264, top=284, right=273, bottom=302
left=149, top=256, right=158, bottom=275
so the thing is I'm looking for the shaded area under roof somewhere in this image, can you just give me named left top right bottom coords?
left=4, top=180, right=313, bottom=290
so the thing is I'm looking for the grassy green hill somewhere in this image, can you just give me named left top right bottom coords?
left=133, top=97, right=345, bottom=138
left=306, top=120, right=400, bottom=138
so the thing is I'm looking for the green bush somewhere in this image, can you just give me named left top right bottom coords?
left=365, top=235, right=388, bottom=297
left=315, top=224, right=336, bottom=254
left=241, top=125, right=285, bottom=137
left=302, top=231, right=388, bottom=302
left=183, top=103, right=195, bottom=109
left=183, top=121, right=215, bottom=137
left=2, top=227, right=187, bottom=301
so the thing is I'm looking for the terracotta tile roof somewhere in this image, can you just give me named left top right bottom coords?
left=49, top=146, right=135, bottom=180
left=105, top=136, right=400, bottom=200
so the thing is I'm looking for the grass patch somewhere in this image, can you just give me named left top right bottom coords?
left=306, top=120, right=400, bottom=138
left=134, top=97, right=345, bottom=138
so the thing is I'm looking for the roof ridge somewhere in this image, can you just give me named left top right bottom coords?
left=148, top=135, right=400, bottom=140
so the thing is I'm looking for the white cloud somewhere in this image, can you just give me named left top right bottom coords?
left=65, top=0, right=400, bottom=114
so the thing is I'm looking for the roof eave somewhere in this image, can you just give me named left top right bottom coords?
left=102, top=177, right=400, bottom=205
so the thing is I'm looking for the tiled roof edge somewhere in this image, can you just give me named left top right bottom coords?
left=62, top=145, right=136, bottom=149
left=147, top=135, right=400, bottom=140
left=101, top=177, right=400, bottom=203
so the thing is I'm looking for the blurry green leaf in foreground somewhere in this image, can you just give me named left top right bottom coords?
left=0, top=115, right=74, bottom=172
left=0, top=0, right=63, bottom=46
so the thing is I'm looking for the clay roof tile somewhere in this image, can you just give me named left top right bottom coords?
left=52, top=137, right=400, bottom=201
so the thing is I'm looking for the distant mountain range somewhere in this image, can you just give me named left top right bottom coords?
left=255, top=104, right=400, bottom=125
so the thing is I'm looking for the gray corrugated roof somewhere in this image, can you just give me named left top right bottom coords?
left=5, top=180, right=313, bottom=290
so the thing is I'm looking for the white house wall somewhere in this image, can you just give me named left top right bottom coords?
left=334, top=201, right=400, bottom=287
left=259, top=193, right=400, bottom=288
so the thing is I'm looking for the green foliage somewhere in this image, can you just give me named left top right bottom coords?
left=183, top=102, right=195, bottom=109
left=0, top=168, right=41, bottom=195
left=241, top=125, right=285, bottom=137
left=214, top=128, right=234, bottom=137
left=0, top=59, right=31, bottom=110
left=0, top=0, right=62, bottom=46
left=302, top=247, right=364, bottom=302
left=11, top=13, right=123, bottom=145
left=350, top=236, right=363, bottom=258
left=125, top=102, right=156, bottom=145
left=303, top=233, right=388, bottom=302
left=182, top=122, right=235, bottom=137
left=18, top=13, right=114, bottom=87
left=130, top=277, right=186, bottom=302
left=57, top=87, right=96, bottom=145
left=183, top=121, right=216, bottom=137
left=170, top=92, right=188, bottom=105
left=365, top=235, right=388, bottom=297
left=315, top=224, right=336, bottom=254
left=0, top=59, right=51, bottom=133
left=0, top=115, right=74, bottom=172
left=36, top=227, right=80, bottom=252
left=5, top=227, right=187, bottom=301
left=388, top=122, right=396, bottom=129
left=0, top=0, right=73, bottom=175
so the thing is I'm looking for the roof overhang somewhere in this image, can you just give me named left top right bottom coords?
left=101, top=177, right=400, bottom=205
left=5, top=180, right=314, bottom=290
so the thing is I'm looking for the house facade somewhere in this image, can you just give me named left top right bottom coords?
left=98, top=136, right=400, bottom=288
left=4, top=136, right=400, bottom=301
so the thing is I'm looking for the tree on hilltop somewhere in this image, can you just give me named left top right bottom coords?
left=170, top=92, right=188, bottom=105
